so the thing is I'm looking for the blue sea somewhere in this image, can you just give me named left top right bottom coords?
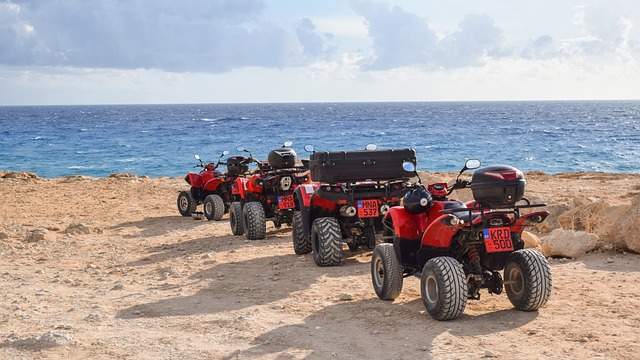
left=0, top=101, right=638, bottom=178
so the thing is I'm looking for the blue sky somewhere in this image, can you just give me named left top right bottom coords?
left=1, top=0, right=639, bottom=105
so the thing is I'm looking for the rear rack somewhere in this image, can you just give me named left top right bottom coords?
left=439, top=202, right=547, bottom=224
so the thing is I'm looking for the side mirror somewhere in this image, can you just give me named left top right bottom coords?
left=236, top=146, right=245, bottom=152
left=458, top=158, right=481, bottom=176
left=283, top=140, right=293, bottom=147
left=222, top=150, right=229, bottom=156
left=365, top=144, right=378, bottom=151
left=194, top=155, right=201, bottom=160
left=304, top=144, right=315, bottom=153
left=402, top=161, right=416, bottom=172
left=465, top=159, right=481, bottom=170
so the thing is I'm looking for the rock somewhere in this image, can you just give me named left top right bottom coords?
left=109, top=173, right=137, bottom=178
left=158, top=266, right=182, bottom=278
left=339, top=293, right=354, bottom=301
left=521, top=231, right=541, bottom=249
left=27, top=229, right=48, bottom=242
left=61, top=175, right=93, bottom=182
left=1, top=171, right=38, bottom=179
left=615, top=196, right=640, bottom=253
left=0, top=232, right=9, bottom=240
left=66, top=223, right=91, bottom=235
left=4, top=331, right=73, bottom=349
left=485, top=349, right=495, bottom=357
left=557, top=200, right=610, bottom=233
left=540, top=229, right=599, bottom=258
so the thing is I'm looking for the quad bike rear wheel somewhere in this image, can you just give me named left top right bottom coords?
left=243, top=202, right=266, bottom=240
left=177, top=190, right=197, bottom=217
left=292, top=211, right=311, bottom=254
left=504, top=248, right=552, bottom=311
left=421, top=257, right=468, bottom=321
left=203, top=194, right=225, bottom=221
left=311, top=217, right=342, bottom=267
left=230, top=202, right=244, bottom=235
left=371, top=243, right=403, bottom=300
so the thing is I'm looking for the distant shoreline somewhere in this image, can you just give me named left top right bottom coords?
left=2, top=169, right=638, bottom=180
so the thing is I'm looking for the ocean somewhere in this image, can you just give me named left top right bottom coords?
left=0, top=101, right=638, bottom=178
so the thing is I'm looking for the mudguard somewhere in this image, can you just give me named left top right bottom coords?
left=294, top=184, right=321, bottom=239
left=385, top=207, right=425, bottom=240
left=421, top=214, right=464, bottom=248
left=295, top=184, right=320, bottom=208
left=186, top=173, right=203, bottom=188
left=203, top=178, right=224, bottom=192
left=246, top=174, right=264, bottom=195
left=511, top=210, right=549, bottom=235
left=233, top=177, right=249, bottom=200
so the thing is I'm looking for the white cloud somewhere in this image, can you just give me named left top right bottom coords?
left=350, top=1, right=506, bottom=70
left=1, top=0, right=639, bottom=104
left=0, top=0, right=310, bottom=72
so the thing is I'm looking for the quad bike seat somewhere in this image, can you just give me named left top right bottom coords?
left=443, top=202, right=481, bottom=224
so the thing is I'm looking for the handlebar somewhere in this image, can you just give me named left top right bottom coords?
left=446, top=179, right=471, bottom=195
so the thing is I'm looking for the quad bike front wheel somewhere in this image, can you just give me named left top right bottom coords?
left=504, top=248, right=552, bottom=311
left=292, top=211, right=311, bottom=254
left=177, top=190, right=197, bottom=217
left=371, top=243, right=403, bottom=300
left=311, top=217, right=342, bottom=267
left=203, top=194, right=225, bottom=221
left=243, top=202, right=266, bottom=240
left=421, top=256, right=468, bottom=321
left=229, top=202, right=244, bottom=236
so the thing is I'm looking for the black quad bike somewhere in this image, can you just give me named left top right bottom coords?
left=292, top=145, right=416, bottom=266
left=230, top=142, right=311, bottom=240
left=371, top=159, right=552, bottom=320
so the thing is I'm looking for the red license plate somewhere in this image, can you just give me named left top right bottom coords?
left=357, top=199, right=379, bottom=218
left=484, top=227, right=514, bottom=253
left=278, top=195, right=295, bottom=209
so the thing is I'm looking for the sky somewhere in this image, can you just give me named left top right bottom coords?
left=0, top=0, right=639, bottom=105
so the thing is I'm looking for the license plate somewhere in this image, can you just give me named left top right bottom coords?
left=277, top=195, right=295, bottom=209
left=357, top=199, right=379, bottom=218
left=484, top=227, right=514, bottom=253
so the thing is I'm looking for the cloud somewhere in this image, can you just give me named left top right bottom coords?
left=522, top=3, right=640, bottom=63
left=296, top=18, right=325, bottom=57
left=350, top=1, right=506, bottom=70
left=521, top=35, right=559, bottom=60
left=0, top=0, right=306, bottom=72
left=437, top=13, right=508, bottom=68
left=349, top=1, right=437, bottom=70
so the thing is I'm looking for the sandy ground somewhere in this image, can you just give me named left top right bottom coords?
left=0, top=171, right=639, bottom=359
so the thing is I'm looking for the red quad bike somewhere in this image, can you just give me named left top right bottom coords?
left=230, top=141, right=311, bottom=240
left=177, top=150, right=242, bottom=221
left=293, top=145, right=416, bottom=267
left=371, top=159, right=552, bottom=320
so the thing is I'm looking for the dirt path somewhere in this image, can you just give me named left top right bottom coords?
left=0, top=174, right=639, bottom=359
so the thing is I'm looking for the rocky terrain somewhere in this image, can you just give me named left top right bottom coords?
left=0, top=170, right=639, bottom=359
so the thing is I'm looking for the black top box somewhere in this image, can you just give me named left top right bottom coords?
left=471, top=164, right=526, bottom=206
left=310, top=148, right=416, bottom=183
left=226, top=156, right=249, bottom=176
left=268, top=147, right=297, bottom=169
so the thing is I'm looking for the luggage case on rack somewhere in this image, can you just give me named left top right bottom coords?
left=309, top=148, right=416, bottom=183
